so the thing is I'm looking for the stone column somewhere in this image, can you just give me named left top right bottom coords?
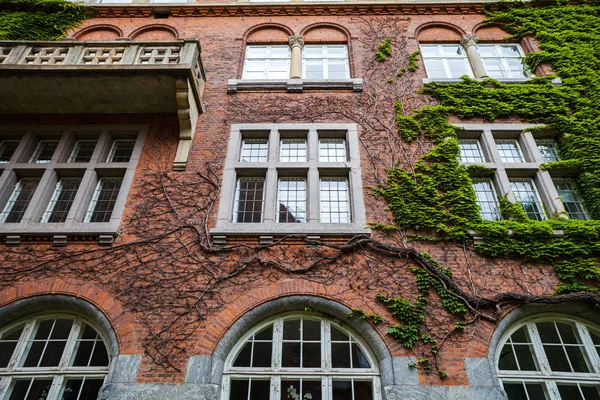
left=289, top=36, right=305, bottom=79
left=460, top=34, right=488, bottom=78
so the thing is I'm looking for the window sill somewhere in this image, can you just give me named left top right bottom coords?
left=422, top=77, right=562, bottom=86
left=227, top=78, right=363, bottom=94
left=469, top=229, right=564, bottom=245
left=210, top=223, right=371, bottom=241
left=1, top=223, right=119, bottom=246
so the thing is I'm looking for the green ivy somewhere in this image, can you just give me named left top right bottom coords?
left=375, top=37, right=392, bottom=62
left=0, top=0, right=89, bottom=40
left=376, top=0, right=600, bottom=300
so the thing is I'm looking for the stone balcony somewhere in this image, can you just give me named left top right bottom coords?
left=0, top=39, right=206, bottom=170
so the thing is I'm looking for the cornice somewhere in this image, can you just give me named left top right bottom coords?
left=92, top=2, right=485, bottom=18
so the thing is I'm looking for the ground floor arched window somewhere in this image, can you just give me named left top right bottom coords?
left=222, top=314, right=381, bottom=400
left=0, top=314, right=110, bottom=400
left=496, top=316, right=600, bottom=400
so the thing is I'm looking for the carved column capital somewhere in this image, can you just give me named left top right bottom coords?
left=289, top=36, right=305, bottom=49
left=460, top=33, right=480, bottom=49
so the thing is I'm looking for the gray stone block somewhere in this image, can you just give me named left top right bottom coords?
left=392, top=357, right=419, bottom=386
left=384, top=385, right=507, bottom=400
left=465, top=357, right=497, bottom=387
left=99, top=383, right=219, bottom=400
left=107, top=355, right=141, bottom=383
left=185, top=355, right=212, bottom=384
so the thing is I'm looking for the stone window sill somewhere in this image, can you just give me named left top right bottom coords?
left=227, top=78, right=363, bottom=94
left=469, top=229, right=565, bottom=245
left=422, top=77, right=562, bottom=86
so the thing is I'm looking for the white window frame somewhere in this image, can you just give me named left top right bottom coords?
left=420, top=44, right=474, bottom=79
left=554, top=179, right=589, bottom=220
left=242, top=45, right=291, bottom=80
left=536, top=140, right=560, bottom=163
left=212, top=124, right=369, bottom=237
left=472, top=178, right=501, bottom=221
left=234, top=177, right=266, bottom=224
left=277, top=177, right=307, bottom=223
left=302, top=44, right=350, bottom=80
left=0, top=125, right=146, bottom=237
left=496, top=316, right=600, bottom=400
left=477, top=43, right=530, bottom=79
left=458, top=139, right=485, bottom=163
left=495, top=139, right=524, bottom=163
left=222, top=314, right=381, bottom=400
left=509, top=178, right=547, bottom=221
left=0, top=314, right=110, bottom=400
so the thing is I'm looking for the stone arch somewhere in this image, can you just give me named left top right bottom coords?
left=206, top=295, right=395, bottom=387
left=244, top=23, right=293, bottom=44
left=130, top=24, right=178, bottom=41
left=301, top=22, right=351, bottom=43
left=473, top=23, right=511, bottom=42
left=0, top=278, right=141, bottom=354
left=73, top=24, right=122, bottom=41
left=415, top=22, right=465, bottom=42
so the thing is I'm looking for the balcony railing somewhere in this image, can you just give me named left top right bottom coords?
left=0, top=39, right=206, bottom=170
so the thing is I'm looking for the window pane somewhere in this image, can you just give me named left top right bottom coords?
left=320, top=178, right=350, bottom=223
left=302, top=380, right=322, bottom=400
left=278, top=178, right=306, bottom=223
left=236, top=178, right=264, bottom=223
left=62, top=378, right=104, bottom=400
left=241, top=139, right=268, bottom=162
left=424, top=59, right=448, bottom=79
left=496, top=140, right=523, bottom=163
left=332, top=380, right=352, bottom=400
left=503, top=382, right=547, bottom=400
left=108, top=139, right=135, bottom=162
left=282, top=342, right=301, bottom=368
left=303, top=320, right=320, bottom=341
left=69, top=140, right=97, bottom=163
left=332, top=342, right=351, bottom=368
left=0, top=140, right=19, bottom=163
left=1, top=178, right=40, bottom=223
left=9, top=378, right=53, bottom=400
left=230, top=379, right=250, bottom=400
left=233, top=342, right=252, bottom=367
left=284, top=319, right=301, bottom=340
left=252, top=341, right=272, bottom=368
left=351, top=343, right=371, bottom=368
left=303, top=342, right=321, bottom=368
left=446, top=59, right=471, bottom=78
left=282, top=380, right=301, bottom=400
left=43, top=178, right=82, bottom=223
left=473, top=180, right=500, bottom=221
left=87, top=178, right=123, bottom=223
left=243, top=45, right=290, bottom=79
left=319, top=139, right=346, bottom=162
left=249, top=379, right=271, bottom=400
left=30, top=140, right=58, bottom=163
left=458, top=139, right=484, bottom=163
left=555, top=180, right=589, bottom=220
left=420, top=45, right=440, bottom=57
left=510, top=179, right=545, bottom=220
left=536, top=140, right=559, bottom=162
left=280, top=139, right=307, bottom=162
left=0, top=325, right=23, bottom=368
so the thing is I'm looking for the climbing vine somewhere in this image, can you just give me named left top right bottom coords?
left=0, top=0, right=89, bottom=40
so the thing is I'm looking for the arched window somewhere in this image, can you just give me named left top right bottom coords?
left=496, top=316, right=600, bottom=399
left=223, top=314, right=380, bottom=400
left=0, top=314, right=110, bottom=400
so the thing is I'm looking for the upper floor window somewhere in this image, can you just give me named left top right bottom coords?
left=458, top=139, right=485, bottom=163
left=212, top=124, right=368, bottom=237
left=0, top=126, right=146, bottom=238
left=536, top=140, right=559, bottom=162
left=477, top=44, right=529, bottom=79
left=0, top=315, right=110, bottom=400
left=472, top=179, right=500, bottom=221
left=223, top=314, right=380, bottom=400
left=302, top=45, right=350, bottom=79
left=420, top=44, right=473, bottom=79
left=554, top=179, right=589, bottom=220
left=510, top=178, right=546, bottom=221
left=497, top=316, right=600, bottom=400
left=242, top=45, right=291, bottom=80
left=496, top=140, right=524, bottom=163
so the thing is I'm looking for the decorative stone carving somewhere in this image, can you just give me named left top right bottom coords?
left=289, top=36, right=305, bottom=79
left=460, top=33, right=480, bottom=49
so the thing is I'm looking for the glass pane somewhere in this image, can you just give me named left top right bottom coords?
left=39, top=340, right=67, bottom=366
left=477, top=45, right=498, bottom=57
left=326, top=45, right=346, bottom=57
left=556, top=322, right=578, bottom=344
left=284, top=319, right=301, bottom=340
left=303, top=320, right=320, bottom=341
left=51, top=319, right=73, bottom=339
left=230, top=379, right=250, bottom=400
left=331, top=326, right=348, bottom=341
left=282, top=342, right=301, bottom=368
left=255, top=325, right=273, bottom=341
left=537, top=322, right=560, bottom=343
left=354, top=381, right=373, bottom=400
left=303, top=342, right=321, bottom=368
left=441, top=45, right=462, bottom=56
left=9, top=379, right=53, bottom=400
left=498, top=343, right=518, bottom=370
left=514, top=344, right=537, bottom=370
left=281, top=380, right=301, bottom=400
left=565, top=346, right=589, bottom=372
left=525, top=383, right=548, bottom=400
left=246, top=46, right=267, bottom=58
left=424, top=59, right=447, bottom=79
left=447, top=59, right=471, bottom=78
left=252, top=341, right=272, bottom=368
left=233, top=342, right=252, bottom=367
left=332, top=342, right=351, bottom=368
left=303, top=380, right=322, bottom=400
left=483, top=59, right=505, bottom=78
left=332, top=381, right=352, bottom=400
left=249, top=380, right=270, bottom=400
left=270, top=46, right=290, bottom=58
left=22, top=341, right=45, bottom=367
left=501, top=45, right=521, bottom=57
left=544, top=345, right=572, bottom=372
left=557, top=384, right=584, bottom=400
left=351, top=343, right=371, bottom=368
left=304, top=46, right=323, bottom=58
left=73, top=340, right=93, bottom=367
left=580, top=386, right=600, bottom=400
left=0, top=325, right=23, bottom=368
left=420, top=45, right=440, bottom=57
left=90, top=341, right=109, bottom=366
left=503, top=382, right=528, bottom=400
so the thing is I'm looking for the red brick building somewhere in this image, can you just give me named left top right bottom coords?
left=0, top=0, right=598, bottom=399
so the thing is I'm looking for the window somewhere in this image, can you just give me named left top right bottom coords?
left=536, top=140, right=559, bottom=162
left=472, top=179, right=500, bottom=221
left=278, top=178, right=306, bottom=223
left=213, top=124, right=368, bottom=236
left=1, top=178, right=40, bottom=223
left=42, top=178, right=82, bottom=223
left=30, top=140, right=59, bottom=163
left=223, top=315, right=380, bottom=400
left=235, top=178, right=265, bottom=223
left=302, top=45, right=350, bottom=79
left=458, top=139, right=485, bottom=163
left=496, top=140, right=524, bottom=163
left=0, top=126, right=145, bottom=237
left=510, top=179, right=546, bottom=220
left=497, top=317, right=600, bottom=400
left=280, top=139, right=307, bottom=162
left=319, top=139, right=346, bottom=162
left=69, top=140, right=97, bottom=163
left=456, top=124, right=587, bottom=222
left=242, top=46, right=290, bottom=80
left=107, top=139, right=135, bottom=162
left=0, top=315, right=110, bottom=400
left=241, top=139, right=269, bottom=163
left=85, top=178, right=123, bottom=223
left=0, top=141, right=19, bottom=163
left=320, top=178, right=350, bottom=223
left=554, top=180, right=589, bottom=220
left=420, top=44, right=473, bottom=79
left=477, top=44, right=529, bottom=79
